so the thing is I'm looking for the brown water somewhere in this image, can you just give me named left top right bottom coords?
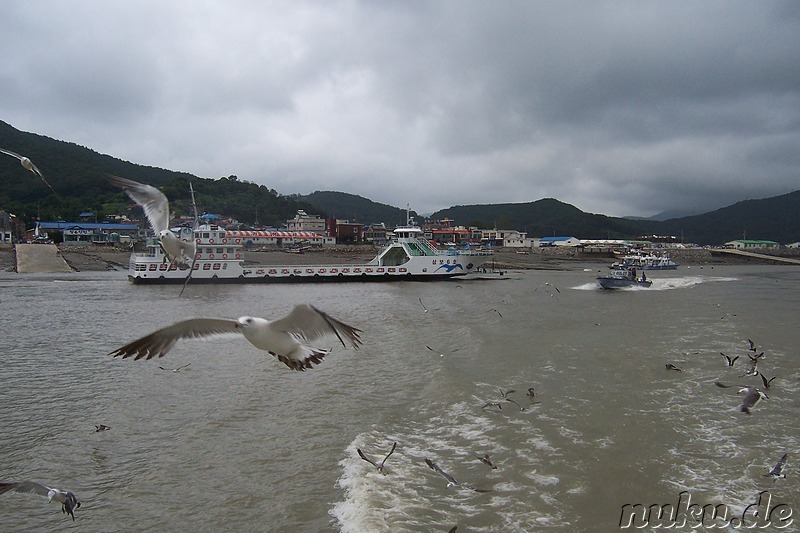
left=0, top=264, right=798, bottom=531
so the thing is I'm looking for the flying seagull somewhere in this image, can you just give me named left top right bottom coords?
left=109, top=304, right=362, bottom=371
left=747, top=339, right=758, bottom=353
left=357, top=442, right=397, bottom=474
left=425, top=458, right=492, bottom=492
left=477, top=454, right=498, bottom=469
left=0, top=481, right=81, bottom=521
left=665, top=363, right=683, bottom=372
left=759, top=374, right=776, bottom=389
left=740, top=361, right=759, bottom=378
left=94, top=424, right=111, bottom=432
left=159, top=363, right=191, bottom=373
left=535, top=282, right=561, bottom=299
left=720, top=352, right=739, bottom=367
left=419, top=298, right=428, bottom=313
left=0, top=148, right=57, bottom=195
left=737, top=386, right=768, bottom=415
left=764, top=453, right=788, bottom=479
left=107, top=174, right=196, bottom=268
left=714, top=381, right=768, bottom=414
left=426, top=345, right=459, bottom=357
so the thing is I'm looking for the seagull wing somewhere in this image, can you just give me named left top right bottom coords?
left=380, top=442, right=397, bottom=467
left=269, top=304, right=362, bottom=349
left=425, top=458, right=458, bottom=485
left=109, top=318, right=241, bottom=360
left=767, top=453, right=788, bottom=476
left=357, top=449, right=379, bottom=469
left=0, top=147, right=24, bottom=160
left=108, top=174, right=170, bottom=234
left=0, top=481, right=54, bottom=500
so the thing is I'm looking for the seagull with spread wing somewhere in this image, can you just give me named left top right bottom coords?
left=108, top=174, right=196, bottom=267
left=425, top=458, right=492, bottom=493
left=765, top=453, right=788, bottom=479
left=0, top=481, right=81, bottom=521
left=109, top=304, right=362, bottom=371
left=0, top=148, right=57, bottom=194
left=357, top=442, right=397, bottom=474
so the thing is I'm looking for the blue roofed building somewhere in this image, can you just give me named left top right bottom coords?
left=537, top=236, right=581, bottom=247
left=35, top=221, right=140, bottom=246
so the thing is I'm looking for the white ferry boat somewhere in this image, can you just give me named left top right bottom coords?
left=612, top=250, right=679, bottom=270
left=126, top=224, right=493, bottom=284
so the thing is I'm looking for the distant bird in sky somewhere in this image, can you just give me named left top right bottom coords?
left=720, top=352, right=738, bottom=366
left=425, top=458, right=492, bottom=492
left=159, top=363, right=191, bottom=373
left=665, top=363, right=683, bottom=372
left=0, top=148, right=57, bottom=195
left=107, top=174, right=196, bottom=268
left=0, top=481, right=81, bottom=521
left=764, top=453, right=788, bottom=479
left=109, top=304, right=362, bottom=371
left=94, top=424, right=111, bottom=432
left=357, top=442, right=397, bottom=474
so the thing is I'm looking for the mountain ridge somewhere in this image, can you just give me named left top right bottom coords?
left=2, top=120, right=798, bottom=244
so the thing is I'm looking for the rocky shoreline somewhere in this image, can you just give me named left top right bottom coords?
left=0, top=243, right=794, bottom=273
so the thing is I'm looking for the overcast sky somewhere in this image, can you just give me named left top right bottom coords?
left=2, top=1, right=799, bottom=217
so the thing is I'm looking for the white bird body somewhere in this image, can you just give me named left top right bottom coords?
left=0, top=148, right=57, bottom=194
left=108, top=175, right=195, bottom=265
left=0, top=481, right=81, bottom=520
left=110, top=304, right=362, bottom=371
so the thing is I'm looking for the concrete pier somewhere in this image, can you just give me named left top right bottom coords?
left=711, top=248, right=800, bottom=265
left=15, top=244, right=73, bottom=273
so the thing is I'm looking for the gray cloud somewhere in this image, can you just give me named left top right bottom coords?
left=1, top=0, right=798, bottom=218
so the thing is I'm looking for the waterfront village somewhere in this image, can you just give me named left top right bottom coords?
left=1, top=208, right=796, bottom=253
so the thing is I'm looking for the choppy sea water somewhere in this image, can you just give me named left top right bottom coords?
left=0, top=263, right=798, bottom=532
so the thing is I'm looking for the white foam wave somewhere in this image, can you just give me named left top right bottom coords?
left=572, top=275, right=738, bottom=291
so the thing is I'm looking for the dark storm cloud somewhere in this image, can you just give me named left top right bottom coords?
left=1, top=1, right=798, bottom=217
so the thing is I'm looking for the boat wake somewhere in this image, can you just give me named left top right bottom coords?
left=331, top=399, right=569, bottom=532
left=573, top=276, right=737, bottom=291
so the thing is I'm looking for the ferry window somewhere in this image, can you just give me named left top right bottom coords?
left=216, top=248, right=224, bottom=254
left=222, top=263, right=227, bottom=270
left=202, top=233, right=209, bottom=239
left=227, top=248, right=234, bottom=254
left=219, top=233, right=225, bottom=239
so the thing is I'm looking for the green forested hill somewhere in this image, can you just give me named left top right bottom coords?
left=2, top=120, right=798, bottom=244
left=0, top=120, right=321, bottom=227
left=298, top=191, right=418, bottom=226
left=430, top=199, right=661, bottom=240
